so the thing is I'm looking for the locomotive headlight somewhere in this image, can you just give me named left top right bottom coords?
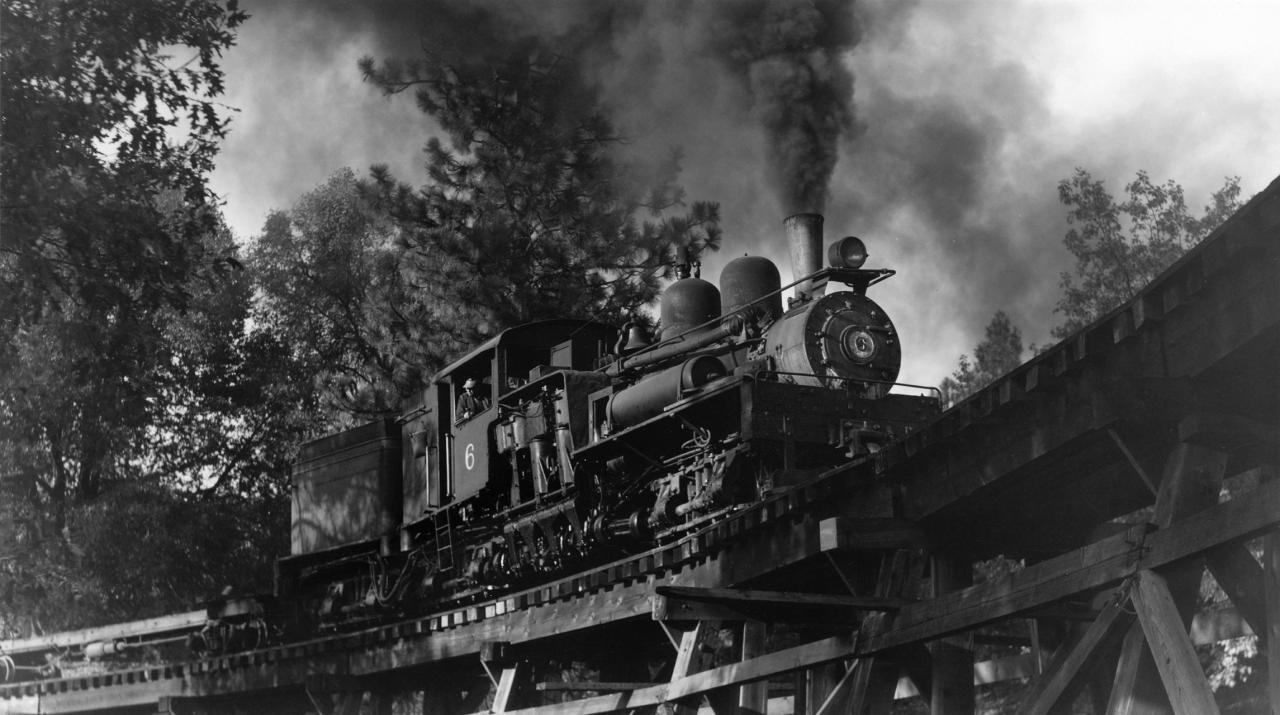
left=827, top=236, right=868, bottom=269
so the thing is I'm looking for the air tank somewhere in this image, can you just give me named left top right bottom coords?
left=720, top=255, right=782, bottom=322
left=659, top=277, right=720, bottom=342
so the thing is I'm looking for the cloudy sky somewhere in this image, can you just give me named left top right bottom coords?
left=208, top=0, right=1280, bottom=386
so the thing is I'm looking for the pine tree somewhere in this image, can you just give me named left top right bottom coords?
left=940, top=311, right=1024, bottom=406
left=358, top=37, right=721, bottom=364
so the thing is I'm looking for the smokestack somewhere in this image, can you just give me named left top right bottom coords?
left=785, top=213, right=824, bottom=300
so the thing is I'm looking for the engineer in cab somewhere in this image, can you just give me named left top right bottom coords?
left=456, top=377, right=489, bottom=422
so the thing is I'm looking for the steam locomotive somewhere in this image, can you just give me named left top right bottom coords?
left=278, top=214, right=939, bottom=631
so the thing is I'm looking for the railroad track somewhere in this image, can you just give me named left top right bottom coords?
left=0, top=448, right=886, bottom=705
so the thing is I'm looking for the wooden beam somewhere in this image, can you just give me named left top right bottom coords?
left=861, top=476, right=1280, bottom=656
left=822, top=546, right=918, bottom=715
left=536, top=682, right=654, bottom=693
left=1130, top=570, right=1220, bottom=715
left=1109, top=439, right=1228, bottom=714
left=1107, top=428, right=1158, bottom=494
left=1177, top=412, right=1280, bottom=450
left=804, top=662, right=846, bottom=715
left=811, top=662, right=856, bottom=715
left=422, top=666, right=491, bottom=715
left=670, top=625, right=702, bottom=683
left=846, top=658, right=899, bottom=715
left=1104, top=623, right=1145, bottom=715
left=819, top=518, right=930, bottom=551
left=1152, top=442, right=1228, bottom=526
left=155, top=696, right=191, bottom=715
left=848, top=563, right=917, bottom=715
left=1204, top=543, right=1269, bottom=645
left=303, top=675, right=362, bottom=695
left=739, top=621, right=767, bottom=715
left=663, top=624, right=705, bottom=715
left=1016, top=598, right=1132, bottom=715
left=335, top=692, right=363, bottom=715
left=493, top=665, right=528, bottom=714
left=496, top=634, right=860, bottom=715
left=929, top=553, right=974, bottom=715
left=653, top=586, right=909, bottom=623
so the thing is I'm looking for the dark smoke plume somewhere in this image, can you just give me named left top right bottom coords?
left=704, top=0, right=861, bottom=213
left=328, top=0, right=861, bottom=218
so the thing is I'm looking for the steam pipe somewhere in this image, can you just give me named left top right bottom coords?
left=604, top=315, right=744, bottom=376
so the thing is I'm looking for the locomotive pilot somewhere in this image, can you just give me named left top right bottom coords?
left=457, top=377, right=489, bottom=421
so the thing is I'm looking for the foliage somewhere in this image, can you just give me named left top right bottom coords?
left=1053, top=169, right=1242, bottom=338
left=0, top=0, right=300, bottom=633
left=940, top=311, right=1023, bottom=406
left=359, top=35, right=721, bottom=360
left=1, top=0, right=247, bottom=324
left=249, top=169, right=418, bottom=423
left=1, top=0, right=247, bottom=523
left=1, top=480, right=286, bottom=635
left=0, top=220, right=303, bottom=631
left=143, top=227, right=324, bottom=498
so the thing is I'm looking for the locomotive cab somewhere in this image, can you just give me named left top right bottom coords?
left=401, top=320, right=617, bottom=523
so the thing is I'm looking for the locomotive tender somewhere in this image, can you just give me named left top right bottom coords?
left=281, top=214, right=939, bottom=630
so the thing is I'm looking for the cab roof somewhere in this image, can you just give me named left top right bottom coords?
left=432, top=319, right=615, bottom=384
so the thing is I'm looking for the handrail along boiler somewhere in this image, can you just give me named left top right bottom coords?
left=278, top=214, right=939, bottom=630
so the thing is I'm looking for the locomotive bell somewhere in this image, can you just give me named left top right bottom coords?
left=720, top=255, right=782, bottom=322
left=659, top=276, right=721, bottom=342
left=625, top=324, right=651, bottom=351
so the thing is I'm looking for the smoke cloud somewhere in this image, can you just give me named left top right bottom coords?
left=338, top=1, right=863, bottom=214
left=213, top=0, right=1280, bottom=385
left=701, top=0, right=861, bottom=213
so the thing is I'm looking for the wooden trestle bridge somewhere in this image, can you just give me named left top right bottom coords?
left=3, top=175, right=1278, bottom=714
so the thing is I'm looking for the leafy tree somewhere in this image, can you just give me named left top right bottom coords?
left=0, top=1, right=299, bottom=633
left=1053, top=170, right=1242, bottom=338
left=359, top=38, right=721, bottom=365
left=249, top=169, right=418, bottom=423
left=1, top=0, right=247, bottom=324
left=940, top=310, right=1023, bottom=406
left=141, top=226, right=324, bottom=498
left=0, top=220, right=305, bottom=633
left=1, top=0, right=247, bottom=526
left=2, top=480, right=286, bottom=635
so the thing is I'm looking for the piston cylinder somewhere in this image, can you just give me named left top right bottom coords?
left=605, top=355, right=727, bottom=429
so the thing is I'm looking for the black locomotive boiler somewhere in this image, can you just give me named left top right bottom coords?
left=278, top=214, right=939, bottom=630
